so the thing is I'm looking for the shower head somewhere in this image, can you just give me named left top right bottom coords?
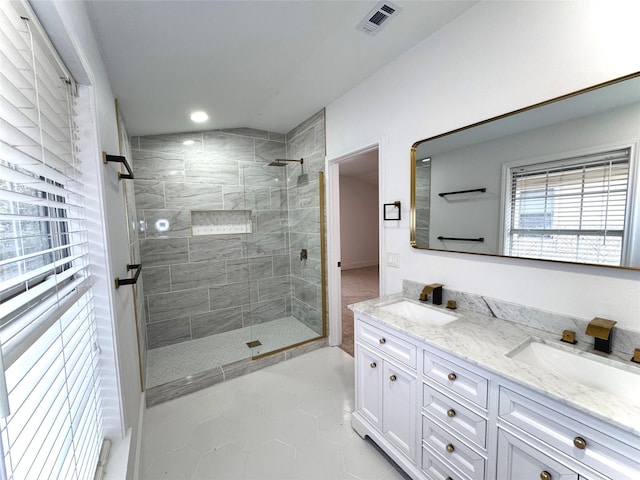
left=268, top=158, right=304, bottom=167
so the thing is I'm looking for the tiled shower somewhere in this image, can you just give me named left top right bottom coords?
left=128, top=110, right=327, bottom=403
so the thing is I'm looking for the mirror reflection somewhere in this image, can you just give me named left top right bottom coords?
left=411, top=73, right=640, bottom=269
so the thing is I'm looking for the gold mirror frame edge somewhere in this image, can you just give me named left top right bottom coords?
left=409, top=71, right=640, bottom=271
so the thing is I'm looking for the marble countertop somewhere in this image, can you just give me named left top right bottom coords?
left=350, top=293, right=640, bottom=437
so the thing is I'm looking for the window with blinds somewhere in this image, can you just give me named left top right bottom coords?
left=504, top=148, right=631, bottom=266
left=0, top=1, right=103, bottom=479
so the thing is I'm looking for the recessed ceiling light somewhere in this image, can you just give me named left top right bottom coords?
left=190, top=111, right=208, bottom=123
left=183, top=140, right=195, bottom=146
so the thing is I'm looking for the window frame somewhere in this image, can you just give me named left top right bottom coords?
left=499, top=143, right=637, bottom=266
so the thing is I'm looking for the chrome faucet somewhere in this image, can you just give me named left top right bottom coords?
left=419, top=283, right=443, bottom=305
left=585, top=317, right=617, bottom=353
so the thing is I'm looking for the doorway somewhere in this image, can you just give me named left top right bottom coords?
left=336, top=149, right=380, bottom=355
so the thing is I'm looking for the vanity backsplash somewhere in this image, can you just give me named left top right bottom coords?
left=403, top=279, right=640, bottom=357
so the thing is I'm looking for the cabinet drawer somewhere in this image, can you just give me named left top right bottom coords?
left=422, top=447, right=470, bottom=480
left=424, top=351, right=488, bottom=408
left=357, top=321, right=416, bottom=369
left=497, top=428, right=578, bottom=480
left=499, top=387, right=640, bottom=479
left=423, top=418, right=485, bottom=480
left=423, top=384, right=487, bottom=449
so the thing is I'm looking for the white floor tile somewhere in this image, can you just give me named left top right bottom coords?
left=192, top=444, right=247, bottom=480
left=229, top=412, right=279, bottom=452
left=293, top=438, right=352, bottom=480
left=297, top=388, right=337, bottom=417
left=275, top=410, right=318, bottom=448
left=257, top=389, right=300, bottom=419
left=244, top=440, right=295, bottom=480
left=342, top=440, right=396, bottom=480
left=186, top=416, right=234, bottom=455
left=142, top=419, right=196, bottom=457
left=317, top=410, right=358, bottom=446
left=143, top=445, right=201, bottom=479
left=139, top=347, right=408, bottom=480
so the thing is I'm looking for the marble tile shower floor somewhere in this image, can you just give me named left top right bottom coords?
left=147, top=317, right=319, bottom=388
left=140, top=347, right=409, bottom=480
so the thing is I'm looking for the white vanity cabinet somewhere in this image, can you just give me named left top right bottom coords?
left=353, top=318, right=419, bottom=463
left=352, top=311, right=640, bottom=480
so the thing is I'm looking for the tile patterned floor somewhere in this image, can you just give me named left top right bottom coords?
left=140, top=346, right=409, bottom=480
left=340, top=266, right=380, bottom=357
left=147, top=317, right=319, bottom=388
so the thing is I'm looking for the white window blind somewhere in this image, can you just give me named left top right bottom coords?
left=505, top=148, right=631, bottom=266
left=0, top=1, right=103, bottom=479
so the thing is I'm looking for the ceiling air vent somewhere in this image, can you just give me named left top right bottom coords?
left=356, top=1, right=400, bottom=35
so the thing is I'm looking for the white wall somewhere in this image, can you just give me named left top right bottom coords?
left=31, top=1, right=143, bottom=477
left=340, top=176, right=379, bottom=269
left=326, top=1, right=640, bottom=330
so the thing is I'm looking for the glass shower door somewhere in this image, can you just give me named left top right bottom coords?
left=241, top=162, right=288, bottom=357
left=242, top=163, right=325, bottom=358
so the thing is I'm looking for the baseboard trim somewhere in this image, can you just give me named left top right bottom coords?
left=341, top=260, right=379, bottom=270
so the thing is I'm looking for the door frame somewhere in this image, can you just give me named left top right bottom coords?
left=325, top=138, right=385, bottom=346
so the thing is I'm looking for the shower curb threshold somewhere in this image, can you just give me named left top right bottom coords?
left=145, top=338, right=328, bottom=407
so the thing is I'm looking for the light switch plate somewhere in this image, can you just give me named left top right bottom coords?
left=387, top=252, right=399, bottom=267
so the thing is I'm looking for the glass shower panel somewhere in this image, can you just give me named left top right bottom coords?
left=241, top=162, right=288, bottom=356
left=286, top=171, right=326, bottom=345
left=242, top=163, right=324, bottom=358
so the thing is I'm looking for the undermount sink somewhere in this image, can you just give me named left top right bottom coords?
left=379, top=300, right=457, bottom=326
left=507, top=339, right=640, bottom=405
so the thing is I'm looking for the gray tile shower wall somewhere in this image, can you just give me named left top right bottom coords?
left=131, top=129, right=290, bottom=349
left=131, top=114, right=326, bottom=350
left=414, top=161, right=430, bottom=246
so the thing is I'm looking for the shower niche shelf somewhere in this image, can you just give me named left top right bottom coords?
left=191, top=210, right=252, bottom=236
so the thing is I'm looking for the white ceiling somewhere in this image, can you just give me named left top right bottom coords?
left=85, top=0, right=476, bottom=136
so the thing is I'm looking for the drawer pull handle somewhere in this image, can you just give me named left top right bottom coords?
left=573, top=436, right=587, bottom=449
left=379, top=338, right=386, bottom=344
left=447, top=373, right=457, bottom=381
left=445, top=443, right=455, bottom=453
left=370, top=362, right=377, bottom=368
left=389, top=375, right=397, bottom=381
left=447, top=409, right=456, bottom=418
left=540, top=471, right=552, bottom=480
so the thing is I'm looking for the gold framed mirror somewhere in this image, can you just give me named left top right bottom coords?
left=411, top=72, right=640, bottom=269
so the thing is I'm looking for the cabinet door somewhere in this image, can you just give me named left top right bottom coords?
left=355, top=345, right=383, bottom=429
left=383, top=362, right=417, bottom=459
left=497, top=429, right=578, bottom=480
